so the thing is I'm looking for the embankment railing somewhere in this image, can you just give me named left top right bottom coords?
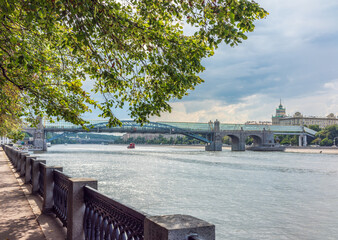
left=1, top=144, right=215, bottom=240
left=53, top=170, right=70, bottom=227
left=84, top=185, right=145, bottom=240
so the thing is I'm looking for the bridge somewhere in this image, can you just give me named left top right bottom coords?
left=24, top=119, right=317, bottom=151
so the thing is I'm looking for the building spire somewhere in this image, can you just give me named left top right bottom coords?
left=279, top=98, right=283, bottom=108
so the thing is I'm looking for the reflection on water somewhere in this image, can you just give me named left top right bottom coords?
left=38, top=144, right=338, bottom=239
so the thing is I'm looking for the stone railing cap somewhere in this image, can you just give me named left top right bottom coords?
left=147, top=214, right=214, bottom=229
left=69, top=177, right=97, bottom=182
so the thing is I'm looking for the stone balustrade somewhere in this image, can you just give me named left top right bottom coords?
left=1, top=144, right=215, bottom=240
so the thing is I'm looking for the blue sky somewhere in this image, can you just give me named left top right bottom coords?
left=85, top=0, right=338, bottom=123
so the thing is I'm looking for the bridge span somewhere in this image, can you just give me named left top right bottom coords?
left=24, top=119, right=317, bottom=151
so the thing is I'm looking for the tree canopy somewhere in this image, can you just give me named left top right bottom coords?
left=0, top=0, right=267, bottom=136
left=315, top=125, right=338, bottom=146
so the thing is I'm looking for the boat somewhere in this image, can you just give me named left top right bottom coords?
left=127, top=143, right=135, bottom=149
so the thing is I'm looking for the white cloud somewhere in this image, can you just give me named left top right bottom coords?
left=150, top=94, right=274, bottom=123
left=151, top=79, right=338, bottom=123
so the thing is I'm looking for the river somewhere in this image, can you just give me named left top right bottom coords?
left=37, top=144, right=338, bottom=239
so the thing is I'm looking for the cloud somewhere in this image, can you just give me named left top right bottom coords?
left=151, top=79, right=338, bottom=123
left=169, top=0, right=338, bottom=123
left=151, top=94, right=275, bottom=123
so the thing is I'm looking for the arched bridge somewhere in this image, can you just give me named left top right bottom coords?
left=45, top=120, right=211, bottom=144
left=24, top=119, right=317, bottom=151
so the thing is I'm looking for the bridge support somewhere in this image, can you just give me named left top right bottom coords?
left=33, top=117, right=47, bottom=151
left=262, top=128, right=275, bottom=147
left=205, top=141, right=223, bottom=151
left=230, top=133, right=246, bottom=151
left=205, top=120, right=223, bottom=151
left=299, top=134, right=307, bottom=147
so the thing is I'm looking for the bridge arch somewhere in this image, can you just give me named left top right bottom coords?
left=225, top=134, right=245, bottom=151
left=246, top=134, right=263, bottom=147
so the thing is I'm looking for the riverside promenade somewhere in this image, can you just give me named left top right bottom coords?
left=0, top=148, right=65, bottom=240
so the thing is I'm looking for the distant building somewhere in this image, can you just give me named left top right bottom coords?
left=272, top=100, right=287, bottom=125
left=272, top=101, right=338, bottom=128
left=245, top=121, right=272, bottom=125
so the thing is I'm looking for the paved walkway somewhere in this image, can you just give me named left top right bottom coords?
left=0, top=148, right=46, bottom=239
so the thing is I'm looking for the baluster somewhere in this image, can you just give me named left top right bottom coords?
left=115, top=225, right=120, bottom=240
left=95, top=215, right=103, bottom=240
left=89, top=208, right=95, bottom=240
left=121, top=231, right=127, bottom=240
left=101, top=218, right=108, bottom=240
left=108, top=223, right=114, bottom=240
left=92, top=211, right=98, bottom=240
left=84, top=205, right=91, bottom=239
left=62, top=186, right=67, bottom=221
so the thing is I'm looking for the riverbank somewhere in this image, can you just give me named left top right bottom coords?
left=153, top=144, right=338, bottom=154
left=168, top=145, right=338, bottom=154
left=285, top=146, right=338, bottom=154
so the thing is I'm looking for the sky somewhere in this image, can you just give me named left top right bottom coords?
left=86, top=0, right=338, bottom=124
left=151, top=0, right=338, bottom=123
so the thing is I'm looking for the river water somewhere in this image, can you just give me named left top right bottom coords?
left=38, top=144, right=338, bottom=239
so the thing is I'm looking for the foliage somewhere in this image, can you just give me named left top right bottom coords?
left=319, top=138, right=332, bottom=146
left=245, top=136, right=253, bottom=145
left=5, top=128, right=25, bottom=142
left=222, top=136, right=230, bottom=144
left=0, top=0, right=268, bottom=135
left=307, top=125, right=321, bottom=132
left=48, top=132, right=119, bottom=144
left=0, top=84, right=23, bottom=136
left=114, top=134, right=203, bottom=145
left=276, top=135, right=299, bottom=146
left=313, top=125, right=338, bottom=146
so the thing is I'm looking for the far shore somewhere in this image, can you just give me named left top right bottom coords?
left=284, top=146, right=338, bottom=155
left=162, top=144, right=338, bottom=154
left=167, top=145, right=338, bottom=154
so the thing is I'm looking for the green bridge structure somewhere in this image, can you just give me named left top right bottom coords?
left=24, top=119, right=318, bottom=151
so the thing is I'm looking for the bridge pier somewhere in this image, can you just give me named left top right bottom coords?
left=231, top=137, right=246, bottom=151
left=33, top=117, right=47, bottom=151
left=205, top=141, right=222, bottom=151
left=205, top=120, right=223, bottom=151
left=299, top=134, right=307, bottom=147
left=261, top=128, right=275, bottom=147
